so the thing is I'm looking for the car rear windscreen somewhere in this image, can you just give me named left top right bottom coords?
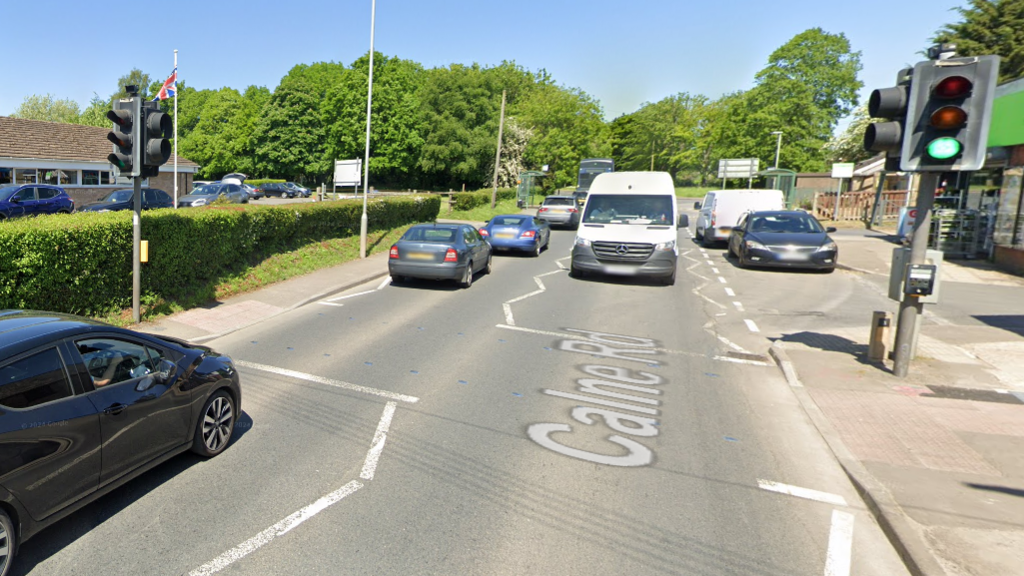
left=492, top=217, right=526, bottom=226
left=543, top=197, right=575, bottom=206
left=402, top=227, right=458, bottom=242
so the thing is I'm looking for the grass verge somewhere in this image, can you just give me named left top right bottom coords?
left=676, top=187, right=716, bottom=198
left=99, top=226, right=413, bottom=327
left=437, top=197, right=523, bottom=223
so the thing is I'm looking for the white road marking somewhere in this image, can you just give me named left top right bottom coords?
left=825, top=510, right=855, bottom=576
left=495, top=324, right=700, bottom=358
left=713, top=356, right=771, bottom=366
left=733, top=301, right=745, bottom=311
left=716, top=335, right=748, bottom=353
left=744, top=319, right=760, bottom=333
left=506, top=289, right=545, bottom=304
left=718, top=276, right=727, bottom=284
left=502, top=303, right=515, bottom=326
left=377, top=276, right=392, bottom=290
left=325, top=289, right=377, bottom=302
left=317, top=302, right=345, bottom=307
left=725, top=287, right=736, bottom=297
left=756, top=479, right=849, bottom=506
left=693, top=289, right=727, bottom=309
left=236, top=361, right=419, bottom=403
left=361, top=402, right=398, bottom=480
left=687, top=262, right=703, bottom=271
left=536, top=270, right=563, bottom=278
left=188, top=480, right=364, bottom=576
left=711, top=267, right=720, bottom=274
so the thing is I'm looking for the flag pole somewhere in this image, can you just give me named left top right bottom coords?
left=173, top=49, right=179, bottom=209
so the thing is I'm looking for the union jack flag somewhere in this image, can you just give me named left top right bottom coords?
left=155, top=68, right=177, bottom=101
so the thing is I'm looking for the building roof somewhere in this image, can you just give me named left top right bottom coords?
left=0, top=116, right=198, bottom=169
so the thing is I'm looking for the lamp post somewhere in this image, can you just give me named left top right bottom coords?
left=771, top=131, right=783, bottom=169
left=359, top=0, right=377, bottom=259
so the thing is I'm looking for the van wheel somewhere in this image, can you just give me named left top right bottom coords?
left=695, top=228, right=704, bottom=241
left=701, top=232, right=715, bottom=248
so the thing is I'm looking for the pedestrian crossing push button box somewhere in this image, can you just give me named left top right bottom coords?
left=905, top=264, right=937, bottom=297
left=889, top=247, right=943, bottom=303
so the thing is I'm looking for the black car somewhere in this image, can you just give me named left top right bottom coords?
left=727, top=210, right=838, bottom=272
left=257, top=183, right=294, bottom=198
left=77, top=188, right=174, bottom=213
left=0, top=310, right=241, bottom=574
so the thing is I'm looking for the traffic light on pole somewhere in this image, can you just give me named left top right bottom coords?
left=864, top=68, right=912, bottom=171
left=901, top=55, right=1000, bottom=171
left=141, top=101, right=173, bottom=178
left=106, top=98, right=141, bottom=178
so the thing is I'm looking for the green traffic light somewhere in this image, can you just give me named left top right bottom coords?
left=926, top=137, right=962, bottom=160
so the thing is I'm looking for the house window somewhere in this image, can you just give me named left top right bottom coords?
left=83, top=170, right=99, bottom=185
left=59, top=170, right=78, bottom=185
left=15, top=169, right=36, bottom=184
left=0, top=168, right=11, bottom=185
left=100, top=171, right=111, bottom=185
left=40, top=169, right=59, bottom=185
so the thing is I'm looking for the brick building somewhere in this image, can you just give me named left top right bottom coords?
left=0, top=116, right=199, bottom=206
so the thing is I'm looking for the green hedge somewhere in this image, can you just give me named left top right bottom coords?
left=0, top=196, right=439, bottom=316
left=449, top=188, right=516, bottom=211
left=245, top=178, right=287, bottom=186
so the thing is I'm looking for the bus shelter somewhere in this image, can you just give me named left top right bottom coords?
left=758, top=168, right=797, bottom=203
left=517, top=171, right=546, bottom=208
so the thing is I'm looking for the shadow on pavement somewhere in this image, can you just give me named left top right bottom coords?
left=973, top=315, right=1024, bottom=338
left=964, top=483, right=1024, bottom=499
left=774, top=331, right=885, bottom=368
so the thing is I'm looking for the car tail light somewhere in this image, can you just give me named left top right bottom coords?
left=538, top=207, right=548, bottom=212
left=521, top=230, right=536, bottom=238
left=389, top=246, right=399, bottom=259
left=568, top=208, right=578, bottom=213
left=444, top=248, right=458, bottom=262
left=479, top=228, right=489, bottom=236
left=711, top=210, right=716, bottom=226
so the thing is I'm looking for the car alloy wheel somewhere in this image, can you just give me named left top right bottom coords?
left=533, top=241, right=542, bottom=257
left=192, top=391, right=235, bottom=457
left=461, top=262, right=473, bottom=288
left=484, top=253, right=492, bottom=275
left=0, top=508, right=13, bottom=576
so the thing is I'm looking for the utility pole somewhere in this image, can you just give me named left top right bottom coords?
left=490, top=90, right=506, bottom=209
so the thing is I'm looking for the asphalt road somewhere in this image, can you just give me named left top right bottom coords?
left=16, top=216, right=909, bottom=575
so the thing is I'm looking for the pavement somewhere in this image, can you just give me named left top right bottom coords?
left=771, top=229, right=1024, bottom=576
left=134, top=220, right=1024, bottom=576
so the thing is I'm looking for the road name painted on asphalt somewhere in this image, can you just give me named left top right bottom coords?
left=527, top=328, right=666, bottom=467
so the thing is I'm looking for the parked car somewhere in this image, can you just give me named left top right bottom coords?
left=257, top=183, right=295, bottom=198
left=727, top=210, right=838, bottom=272
left=242, top=184, right=264, bottom=200
left=694, top=189, right=785, bottom=247
left=572, top=190, right=588, bottom=208
left=479, top=215, right=550, bottom=256
left=221, top=173, right=248, bottom=185
left=536, top=195, right=580, bottom=228
left=177, top=183, right=249, bottom=208
left=0, top=310, right=241, bottom=575
left=389, top=224, right=492, bottom=288
left=78, top=188, right=174, bottom=213
left=191, top=180, right=216, bottom=191
left=0, top=184, right=74, bottom=220
left=284, top=182, right=310, bottom=197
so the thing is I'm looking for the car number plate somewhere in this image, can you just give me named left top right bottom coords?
left=552, top=208, right=566, bottom=213
left=407, top=252, right=434, bottom=260
left=604, top=264, right=636, bottom=275
left=495, top=233, right=514, bottom=239
left=779, top=251, right=809, bottom=261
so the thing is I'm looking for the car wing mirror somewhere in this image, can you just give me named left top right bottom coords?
left=677, top=214, right=689, bottom=228
left=826, top=227, right=837, bottom=233
left=693, top=201, right=701, bottom=210
left=135, top=376, right=155, bottom=392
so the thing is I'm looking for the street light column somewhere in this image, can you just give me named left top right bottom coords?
left=360, top=0, right=377, bottom=259
left=771, top=131, right=784, bottom=169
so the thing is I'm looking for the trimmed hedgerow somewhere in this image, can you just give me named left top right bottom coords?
left=0, top=195, right=439, bottom=316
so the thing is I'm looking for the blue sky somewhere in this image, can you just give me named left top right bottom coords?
left=1, top=0, right=964, bottom=129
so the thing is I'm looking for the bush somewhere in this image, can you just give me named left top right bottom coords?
left=449, top=188, right=516, bottom=211
left=0, top=195, right=440, bottom=316
left=245, top=178, right=287, bottom=187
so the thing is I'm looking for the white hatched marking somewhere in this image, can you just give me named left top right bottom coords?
left=361, top=402, right=398, bottom=480
left=757, top=479, right=848, bottom=506
left=236, top=361, right=419, bottom=403
left=502, top=303, right=515, bottom=326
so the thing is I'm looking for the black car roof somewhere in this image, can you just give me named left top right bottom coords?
left=0, top=311, right=111, bottom=358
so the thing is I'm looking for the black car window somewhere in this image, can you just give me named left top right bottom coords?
left=156, top=190, right=171, bottom=203
left=494, top=217, right=526, bottom=226
left=76, top=338, right=159, bottom=388
left=226, top=185, right=240, bottom=194
left=143, top=189, right=155, bottom=203
left=36, top=187, right=56, bottom=200
left=0, top=348, right=73, bottom=409
left=463, top=228, right=476, bottom=244
left=543, top=197, right=575, bottom=206
left=12, top=187, right=36, bottom=202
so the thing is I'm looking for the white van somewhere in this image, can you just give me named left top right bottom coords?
left=694, top=189, right=785, bottom=247
left=570, top=172, right=687, bottom=285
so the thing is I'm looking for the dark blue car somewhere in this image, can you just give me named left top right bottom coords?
left=479, top=214, right=551, bottom=256
left=0, top=184, right=75, bottom=220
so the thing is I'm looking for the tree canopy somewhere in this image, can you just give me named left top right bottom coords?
left=932, top=0, right=1024, bottom=83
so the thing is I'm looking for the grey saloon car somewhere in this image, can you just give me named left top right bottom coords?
left=177, top=183, right=248, bottom=208
left=388, top=224, right=492, bottom=288
left=536, top=195, right=580, bottom=228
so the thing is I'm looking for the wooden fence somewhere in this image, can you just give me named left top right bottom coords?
left=813, top=190, right=910, bottom=222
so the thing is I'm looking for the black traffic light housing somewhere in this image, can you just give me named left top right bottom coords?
left=864, top=67, right=913, bottom=171
left=141, top=101, right=173, bottom=178
left=901, top=55, right=1000, bottom=171
left=106, top=98, right=141, bottom=178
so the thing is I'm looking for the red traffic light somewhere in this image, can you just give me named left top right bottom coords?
left=933, top=76, right=973, bottom=99
left=930, top=105, right=968, bottom=130
left=106, top=109, right=132, bottom=128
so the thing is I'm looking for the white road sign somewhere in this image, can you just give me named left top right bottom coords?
left=718, top=158, right=759, bottom=179
left=334, top=159, right=362, bottom=186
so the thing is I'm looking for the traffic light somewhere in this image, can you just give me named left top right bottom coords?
left=901, top=55, right=1000, bottom=171
left=141, top=101, right=173, bottom=178
left=106, top=98, right=141, bottom=178
left=864, top=68, right=912, bottom=171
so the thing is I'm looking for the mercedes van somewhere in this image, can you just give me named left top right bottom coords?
left=570, top=172, right=687, bottom=285
left=694, top=189, right=785, bottom=247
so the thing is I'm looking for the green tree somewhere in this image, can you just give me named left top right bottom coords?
left=110, top=68, right=153, bottom=103
left=932, top=0, right=1024, bottom=83
left=76, top=94, right=110, bottom=127
left=253, top=78, right=327, bottom=182
left=824, top=105, right=877, bottom=164
left=178, top=86, right=271, bottom=178
left=10, top=94, right=81, bottom=123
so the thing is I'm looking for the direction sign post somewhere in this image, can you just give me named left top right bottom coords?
left=718, top=158, right=760, bottom=189
left=334, top=159, right=362, bottom=200
left=831, top=162, right=855, bottom=220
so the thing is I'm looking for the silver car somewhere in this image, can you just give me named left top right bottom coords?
left=177, top=183, right=249, bottom=208
left=388, top=224, right=492, bottom=288
left=537, top=195, right=580, bottom=228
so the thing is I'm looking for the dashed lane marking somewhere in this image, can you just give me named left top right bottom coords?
left=718, top=276, right=728, bottom=284
left=756, top=479, right=849, bottom=506
left=711, top=267, right=720, bottom=274
left=744, top=319, right=760, bottom=333
left=317, top=302, right=345, bottom=307
left=733, top=301, right=745, bottom=312
left=236, top=360, right=420, bottom=403
left=825, top=510, right=855, bottom=576
left=725, top=287, right=736, bottom=297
